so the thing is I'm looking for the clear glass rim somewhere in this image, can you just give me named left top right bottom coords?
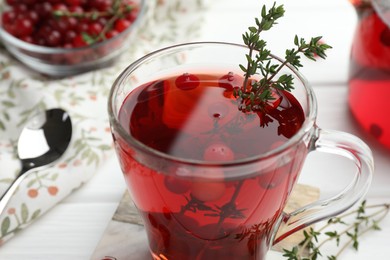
left=108, top=41, right=318, bottom=166
left=0, top=0, right=146, bottom=54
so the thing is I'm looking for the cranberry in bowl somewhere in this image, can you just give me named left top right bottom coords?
left=0, top=0, right=147, bottom=77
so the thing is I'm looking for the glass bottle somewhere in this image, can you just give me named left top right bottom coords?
left=348, top=0, right=390, bottom=149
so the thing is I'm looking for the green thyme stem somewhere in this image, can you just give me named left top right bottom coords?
left=238, top=3, right=331, bottom=112
left=335, top=207, right=389, bottom=258
left=95, top=10, right=123, bottom=42
left=53, top=10, right=113, bottom=19
left=290, top=202, right=390, bottom=260
left=242, top=45, right=255, bottom=93
left=314, top=207, right=388, bottom=253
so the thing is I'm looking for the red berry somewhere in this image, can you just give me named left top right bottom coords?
left=46, top=30, right=62, bottom=46
left=164, top=176, right=191, bottom=194
left=72, top=34, right=87, bottom=47
left=13, top=3, right=28, bottom=13
left=26, top=10, right=39, bottom=24
left=15, top=18, right=34, bottom=37
left=191, top=169, right=226, bottom=202
left=24, top=0, right=38, bottom=6
left=105, top=30, right=119, bottom=39
left=175, top=73, right=200, bottom=90
left=114, top=18, right=132, bottom=32
left=2, top=10, right=16, bottom=24
left=34, top=2, right=53, bottom=18
left=76, top=20, right=89, bottom=33
left=68, top=5, right=83, bottom=14
left=87, top=22, right=103, bottom=36
left=6, top=0, right=19, bottom=5
left=52, top=3, right=68, bottom=12
left=126, top=7, right=139, bottom=22
left=91, top=0, right=112, bottom=12
left=203, top=142, right=235, bottom=162
left=65, top=0, right=82, bottom=6
left=64, top=30, right=77, bottom=43
left=218, top=72, right=241, bottom=90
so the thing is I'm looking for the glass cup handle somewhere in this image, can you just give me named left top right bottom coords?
left=273, top=127, right=374, bottom=244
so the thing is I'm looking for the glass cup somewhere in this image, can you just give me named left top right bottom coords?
left=108, top=42, right=373, bottom=260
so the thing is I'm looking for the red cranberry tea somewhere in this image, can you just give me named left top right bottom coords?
left=113, top=72, right=307, bottom=259
left=348, top=1, right=390, bottom=148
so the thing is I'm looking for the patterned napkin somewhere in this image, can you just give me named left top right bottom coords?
left=0, top=0, right=207, bottom=245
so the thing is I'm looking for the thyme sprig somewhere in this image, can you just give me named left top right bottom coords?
left=282, top=200, right=390, bottom=260
left=236, top=3, right=332, bottom=112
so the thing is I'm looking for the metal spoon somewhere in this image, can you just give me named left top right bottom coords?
left=0, top=108, right=72, bottom=213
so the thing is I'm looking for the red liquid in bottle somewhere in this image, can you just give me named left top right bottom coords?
left=114, top=72, right=307, bottom=259
left=348, top=4, right=390, bottom=148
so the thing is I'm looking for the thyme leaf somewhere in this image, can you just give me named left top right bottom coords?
left=237, top=2, right=332, bottom=112
left=283, top=200, right=390, bottom=260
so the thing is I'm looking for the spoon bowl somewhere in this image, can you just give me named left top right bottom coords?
left=0, top=108, right=72, bottom=213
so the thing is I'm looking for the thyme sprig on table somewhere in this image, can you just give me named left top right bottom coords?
left=283, top=200, right=390, bottom=260
left=235, top=3, right=332, bottom=112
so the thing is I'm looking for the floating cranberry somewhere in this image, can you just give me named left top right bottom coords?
left=191, top=169, right=226, bottom=202
left=164, top=176, right=191, bottom=194
left=175, top=73, right=200, bottom=90
left=191, top=181, right=226, bottom=202
left=218, top=72, right=241, bottom=90
left=203, top=142, right=235, bottom=162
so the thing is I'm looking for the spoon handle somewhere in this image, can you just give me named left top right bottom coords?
left=0, top=173, right=28, bottom=215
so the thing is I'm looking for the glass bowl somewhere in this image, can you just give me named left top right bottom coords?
left=0, top=0, right=147, bottom=77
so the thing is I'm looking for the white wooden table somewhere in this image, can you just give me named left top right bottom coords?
left=1, top=0, right=390, bottom=259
